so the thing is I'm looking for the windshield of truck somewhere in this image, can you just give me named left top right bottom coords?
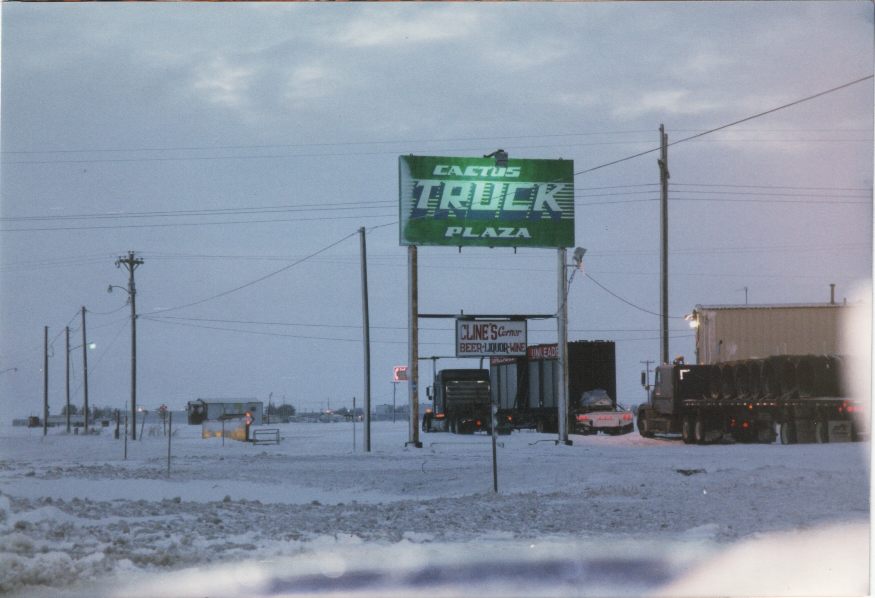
left=577, top=389, right=613, bottom=411
left=674, top=367, right=710, bottom=399
left=444, top=380, right=490, bottom=403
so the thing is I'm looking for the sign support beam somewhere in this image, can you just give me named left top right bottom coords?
left=557, top=248, right=570, bottom=445
left=407, top=245, right=421, bottom=448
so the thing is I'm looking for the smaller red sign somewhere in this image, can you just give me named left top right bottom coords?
left=527, top=343, right=558, bottom=361
left=393, top=366, right=409, bottom=382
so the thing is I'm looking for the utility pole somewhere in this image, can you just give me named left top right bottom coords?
left=65, top=326, right=71, bottom=434
left=116, top=251, right=143, bottom=439
left=359, top=227, right=371, bottom=452
left=43, top=326, right=48, bottom=436
left=557, top=248, right=570, bottom=445
left=658, top=124, right=670, bottom=365
left=81, top=306, right=89, bottom=433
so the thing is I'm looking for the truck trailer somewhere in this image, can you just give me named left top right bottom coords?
left=692, top=303, right=846, bottom=364
left=490, top=340, right=618, bottom=433
left=637, top=355, right=865, bottom=444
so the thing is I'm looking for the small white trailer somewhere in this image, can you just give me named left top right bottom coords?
left=186, top=399, right=263, bottom=426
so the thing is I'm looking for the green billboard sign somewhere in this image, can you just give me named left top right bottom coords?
left=399, top=155, right=575, bottom=248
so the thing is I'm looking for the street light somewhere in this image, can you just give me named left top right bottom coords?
left=67, top=336, right=96, bottom=433
left=572, top=247, right=587, bottom=271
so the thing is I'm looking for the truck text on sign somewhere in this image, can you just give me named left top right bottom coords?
left=399, top=155, right=575, bottom=248
left=455, top=319, right=527, bottom=357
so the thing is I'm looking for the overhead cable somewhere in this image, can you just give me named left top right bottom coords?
left=149, top=230, right=358, bottom=314
left=574, top=74, right=874, bottom=175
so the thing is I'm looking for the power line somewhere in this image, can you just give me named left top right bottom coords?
left=145, top=315, right=692, bottom=335
left=577, top=196, right=870, bottom=206
left=577, top=188, right=869, bottom=199
left=141, top=316, right=448, bottom=346
left=584, top=273, right=686, bottom=319
left=5, top=126, right=867, bottom=160
left=672, top=182, right=872, bottom=192
left=1, top=129, right=658, bottom=156
left=0, top=200, right=396, bottom=222
left=0, top=139, right=658, bottom=166
left=85, top=302, right=130, bottom=316
left=150, top=230, right=359, bottom=315
left=0, top=212, right=395, bottom=233
left=574, top=74, right=874, bottom=175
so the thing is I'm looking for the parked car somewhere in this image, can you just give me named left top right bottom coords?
left=572, top=389, right=634, bottom=435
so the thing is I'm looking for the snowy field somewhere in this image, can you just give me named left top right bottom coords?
left=0, top=420, right=869, bottom=597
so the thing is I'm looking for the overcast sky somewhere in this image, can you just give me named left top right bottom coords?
left=1, top=3, right=872, bottom=421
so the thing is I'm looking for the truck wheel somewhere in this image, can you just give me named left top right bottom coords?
left=814, top=420, right=829, bottom=444
left=779, top=421, right=796, bottom=445
left=694, top=415, right=707, bottom=445
left=681, top=417, right=694, bottom=444
left=637, top=412, right=654, bottom=438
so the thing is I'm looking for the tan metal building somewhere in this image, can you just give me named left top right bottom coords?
left=691, top=304, right=847, bottom=364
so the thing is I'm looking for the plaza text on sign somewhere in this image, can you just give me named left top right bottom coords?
left=455, top=319, right=527, bottom=358
left=399, top=155, right=575, bottom=248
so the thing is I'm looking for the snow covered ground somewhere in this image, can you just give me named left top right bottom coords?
left=0, top=420, right=869, bottom=597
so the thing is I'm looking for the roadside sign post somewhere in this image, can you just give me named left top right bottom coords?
left=491, top=395, right=499, bottom=493
left=399, top=153, right=576, bottom=451
left=167, top=413, right=172, bottom=476
left=392, top=366, right=408, bottom=425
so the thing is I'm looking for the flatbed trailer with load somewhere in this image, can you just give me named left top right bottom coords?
left=637, top=355, right=867, bottom=444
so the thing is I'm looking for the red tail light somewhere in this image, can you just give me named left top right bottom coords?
left=475, top=420, right=482, bottom=427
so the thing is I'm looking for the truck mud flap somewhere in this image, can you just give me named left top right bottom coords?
left=827, top=420, right=853, bottom=443
left=702, top=429, right=723, bottom=444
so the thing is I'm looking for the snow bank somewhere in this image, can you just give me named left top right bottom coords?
left=0, top=421, right=868, bottom=596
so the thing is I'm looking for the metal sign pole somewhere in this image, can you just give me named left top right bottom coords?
left=167, top=413, right=172, bottom=476
left=407, top=246, right=421, bottom=447
left=491, top=390, right=499, bottom=493
left=359, top=228, right=372, bottom=452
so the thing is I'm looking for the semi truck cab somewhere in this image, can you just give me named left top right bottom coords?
left=640, top=362, right=712, bottom=436
left=423, top=369, right=508, bottom=434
